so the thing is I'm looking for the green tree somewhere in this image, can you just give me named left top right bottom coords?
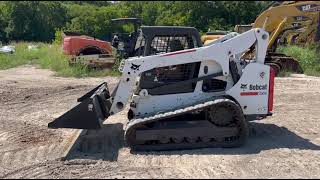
left=65, top=3, right=121, bottom=39
left=0, top=2, right=9, bottom=43
left=4, top=1, right=67, bottom=42
left=0, top=1, right=269, bottom=42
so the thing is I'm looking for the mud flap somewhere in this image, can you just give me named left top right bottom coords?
left=48, top=82, right=111, bottom=129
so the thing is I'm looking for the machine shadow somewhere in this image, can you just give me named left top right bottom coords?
left=63, top=122, right=320, bottom=161
left=131, top=122, right=320, bottom=156
left=64, top=123, right=124, bottom=161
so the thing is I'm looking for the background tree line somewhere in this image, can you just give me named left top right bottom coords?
left=0, top=1, right=269, bottom=43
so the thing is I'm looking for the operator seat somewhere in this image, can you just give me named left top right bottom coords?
left=168, top=39, right=184, bottom=52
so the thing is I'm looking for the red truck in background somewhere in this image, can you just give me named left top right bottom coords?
left=62, top=32, right=115, bottom=69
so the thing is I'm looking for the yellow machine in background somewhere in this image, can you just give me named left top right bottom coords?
left=202, top=1, right=320, bottom=75
left=253, top=1, right=320, bottom=74
left=253, top=1, right=320, bottom=50
left=201, top=31, right=229, bottom=45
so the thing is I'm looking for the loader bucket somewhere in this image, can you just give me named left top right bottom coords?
left=48, top=82, right=111, bottom=129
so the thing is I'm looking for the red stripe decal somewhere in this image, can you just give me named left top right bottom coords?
left=268, top=67, right=275, bottom=112
left=240, top=92, right=259, bottom=96
left=161, top=49, right=196, bottom=57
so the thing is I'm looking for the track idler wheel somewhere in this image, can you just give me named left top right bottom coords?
left=207, top=100, right=249, bottom=147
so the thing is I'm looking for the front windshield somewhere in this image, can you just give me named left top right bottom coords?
left=113, top=23, right=136, bottom=34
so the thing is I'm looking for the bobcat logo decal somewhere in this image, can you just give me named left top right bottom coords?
left=130, top=63, right=141, bottom=71
left=240, top=84, right=248, bottom=90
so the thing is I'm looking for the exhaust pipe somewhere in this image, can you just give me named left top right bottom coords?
left=48, top=82, right=112, bottom=129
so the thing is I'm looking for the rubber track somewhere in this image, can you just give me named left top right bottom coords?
left=125, top=98, right=247, bottom=151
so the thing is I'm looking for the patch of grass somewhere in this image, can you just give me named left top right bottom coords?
left=277, top=45, right=320, bottom=77
left=0, top=42, right=121, bottom=77
left=0, top=42, right=44, bottom=69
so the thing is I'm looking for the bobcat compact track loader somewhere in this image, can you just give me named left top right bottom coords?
left=48, top=28, right=275, bottom=151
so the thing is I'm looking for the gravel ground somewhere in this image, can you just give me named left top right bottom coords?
left=0, top=65, right=319, bottom=179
